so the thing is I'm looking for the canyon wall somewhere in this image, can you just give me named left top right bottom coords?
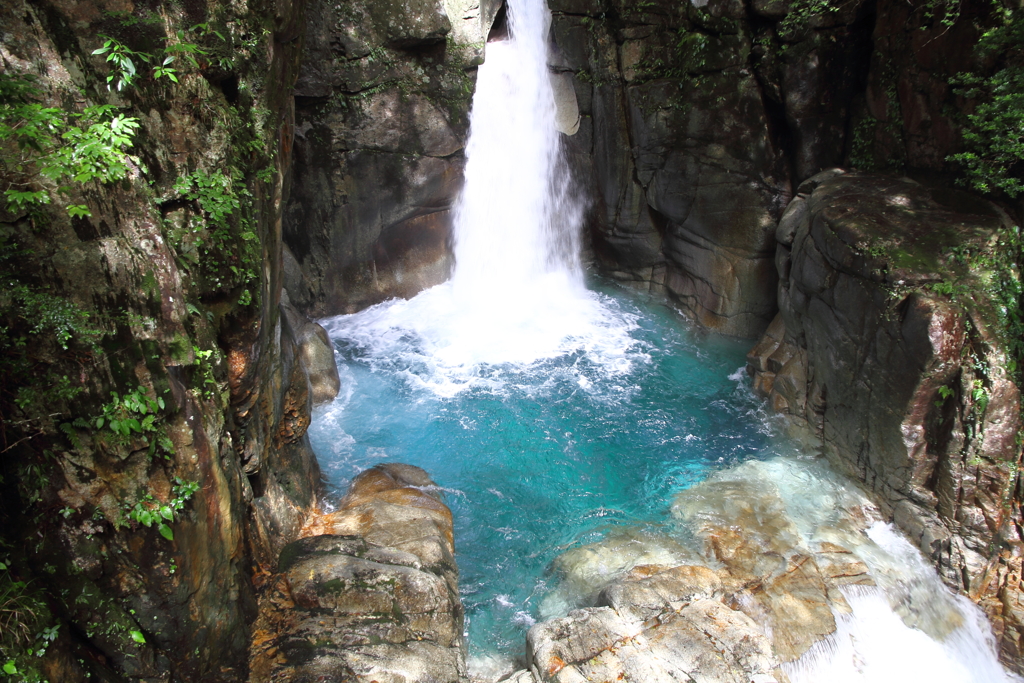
left=545, top=0, right=874, bottom=337
left=545, top=0, right=1020, bottom=339
left=0, top=0, right=331, bottom=679
left=281, top=0, right=502, bottom=316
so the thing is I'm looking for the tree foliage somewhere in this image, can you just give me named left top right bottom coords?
left=949, top=6, right=1024, bottom=197
left=0, top=74, right=140, bottom=217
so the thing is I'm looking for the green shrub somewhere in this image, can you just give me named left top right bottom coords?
left=0, top=74, right=140, bottom=217
left=948, top=8, right=1024, bottom=197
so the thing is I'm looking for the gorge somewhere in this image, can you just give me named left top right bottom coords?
left=0, top=0, right=1022, bottom=680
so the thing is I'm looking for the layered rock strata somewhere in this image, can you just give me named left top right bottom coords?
left=747, top=170, right=1024, bottom=669
left=250, top=463, right=467, bottom=683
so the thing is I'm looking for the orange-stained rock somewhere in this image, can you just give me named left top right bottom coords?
left=251, top=463, right=466, bottom=683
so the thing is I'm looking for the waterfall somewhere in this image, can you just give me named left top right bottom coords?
left=320, top=0, right=637, bottom=393
left=450, top=0, right=583, bottom=307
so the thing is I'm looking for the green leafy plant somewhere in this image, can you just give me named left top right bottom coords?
left=947, top=8, right=1024, bottom=197
left=7, top=286, right=102, bottom=351
left=151, top=55, right=179, bottom=84
left=91, top=387, right=174, bottom=459
left=920, top=0, right=961, bottom=30
left=192, top=346, right=219, bottom=400
left=93, top=32, right=210, bottom=90
left=123, top=478, right=200, bottom=541
left=935, top=384, right=955, bottom=407
left=172, top=170, right=240, bottom=224
left=0, top=559, right=53, bottom=683
left=92, top=35, right=151, bottom=91
left=169, top=168, right=258, bottom=295
left=93, top=387, right=163, bottom=437
left=779, top=0, right=839, bottom=36
left=926, top=225, right=1024, bottom=381
left=971, top=378, right=990, bottom=414
left=0, top=74, right=140, bottom=217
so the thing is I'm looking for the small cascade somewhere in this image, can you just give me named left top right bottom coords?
left=785, top=522, right=1019, bottom=683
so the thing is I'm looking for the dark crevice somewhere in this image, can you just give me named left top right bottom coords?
left=488, top=2, right=509, bottom=41
left=219, top=74, right=240, bottom=104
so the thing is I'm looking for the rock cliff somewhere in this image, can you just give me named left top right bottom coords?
left=0, top=0, right=335, bottom=679
left=281, top=0, right=502, bottom=316
left=748, top=170, right=1024, bottom=669
left=544, top=0, right=876, bottom=337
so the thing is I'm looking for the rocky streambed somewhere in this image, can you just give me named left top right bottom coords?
left=249, top=449, right=1013, bottom=682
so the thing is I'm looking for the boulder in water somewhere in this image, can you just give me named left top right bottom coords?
left=249, top=463, right=467, bottom=683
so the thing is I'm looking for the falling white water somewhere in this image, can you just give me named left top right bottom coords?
left=785, top=521, right=1022, bottom=683
left=319, top=0, right=639, bottom=395
left=451, top=0, right=583, bottom=306
left=668, top=457, right=1022, bottom=683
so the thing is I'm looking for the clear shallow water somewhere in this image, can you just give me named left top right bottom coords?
left=309, top=280, right=780, bottom=664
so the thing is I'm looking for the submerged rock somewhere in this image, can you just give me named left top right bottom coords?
left=250, top=463, right=467, bottom=683
left=523, top=457, right=893, bottom=680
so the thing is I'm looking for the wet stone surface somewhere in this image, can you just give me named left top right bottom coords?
left=511, top=457, right=885, bottom=683
left=249, top=463, right=467, bottom=683
left=747, top=170, right=1024, bottom=669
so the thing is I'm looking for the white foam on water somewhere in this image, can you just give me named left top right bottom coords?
left=728, top=366, right=747, bottom=382
left=319, top=276, right=643, bottom=399
left=785, top=581, right=1019, bottom=683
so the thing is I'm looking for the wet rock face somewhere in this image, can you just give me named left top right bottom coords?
left=547, top=0, right=874, bottom=338
left=281, top=300, right=341, bottom=406
left=519, top=457, right=885, bottom=682
left=671, top=466, right=875, bottom=663
left=747, top=170, right=1024, bottom=669
left=282, top=0, right=491, bottom=316
left=250, top=463, right=467, bottom=683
